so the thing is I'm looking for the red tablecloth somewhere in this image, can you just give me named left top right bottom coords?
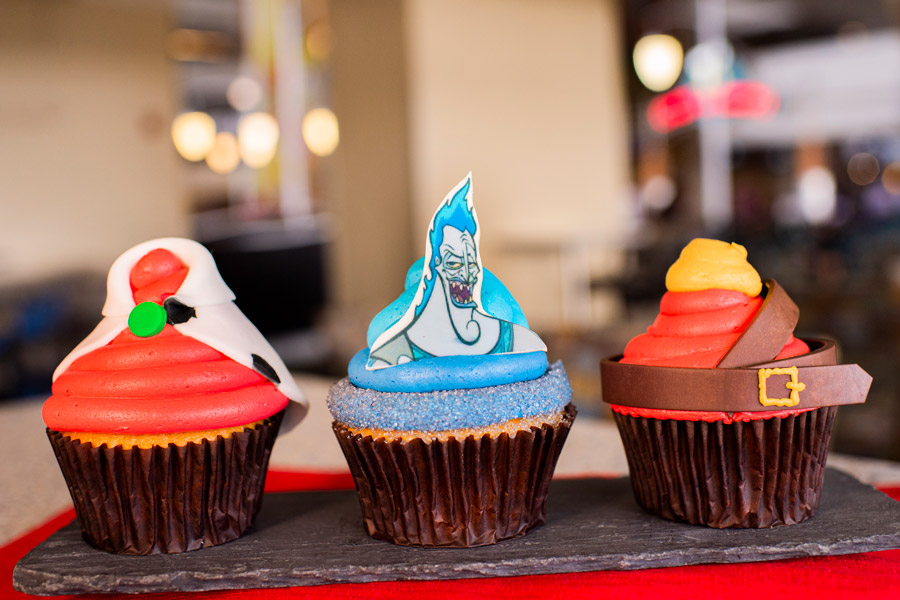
left=4, top=471, right=900, bottom=600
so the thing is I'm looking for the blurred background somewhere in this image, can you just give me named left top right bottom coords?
left=2, top=0, right=900, bottom=462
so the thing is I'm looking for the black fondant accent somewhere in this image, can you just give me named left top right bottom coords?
left=164, top=297, right=197, bottom=325
left=252, top=354, right=281, bottom=384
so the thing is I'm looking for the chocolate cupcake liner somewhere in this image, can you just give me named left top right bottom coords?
left=47, top=410, right=284, bottom=554
left=613, top=406, right=837, bottom=528
left=332, top=403, right=576, bottom=547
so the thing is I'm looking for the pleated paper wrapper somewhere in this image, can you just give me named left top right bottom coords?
left=613, top=406, right=837, bottom=528
left=46, top=410, right=284, bottom=554
left=333, top=403, right=576, bottom=547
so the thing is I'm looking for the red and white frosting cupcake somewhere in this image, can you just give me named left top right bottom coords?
left=43, top=238, right=305, bottom=553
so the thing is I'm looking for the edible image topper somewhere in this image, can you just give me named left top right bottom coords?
left=367, top=173, right=546, bottom=370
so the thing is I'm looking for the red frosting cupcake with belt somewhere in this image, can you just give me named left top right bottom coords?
left=601, top=239, right=871, bottom=527
left=43, top=238, right=306, bottom=554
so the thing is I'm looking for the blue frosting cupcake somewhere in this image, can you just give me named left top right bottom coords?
left=328, top=174, right=576, bottom=547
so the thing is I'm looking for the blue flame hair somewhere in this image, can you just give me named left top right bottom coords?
left=415, top=178, right=478, bottom=316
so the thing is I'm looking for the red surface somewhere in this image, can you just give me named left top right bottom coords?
left=4, top=472, right=900, bottom=600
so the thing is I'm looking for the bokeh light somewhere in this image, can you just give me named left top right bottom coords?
left=847, top=153, right=880, bottom=186
left=302, top=108, right=340, bottom=157
left=646, top=86, right=702, bottom=133
left=632, top=34, right=683, bottom=92
left=884, top=162, right=900, bottom=195
left=798, top=166, right=837, bottom=224
left=226, top=77, right=264, bottom=112
left=171, top=111, right=216, bottom=162
left=639, top=175, right=677, bottom=212
left=165, top=28, right=231, bottom=62
left=237, top=112, right=280, bottom=169
left=306, top=21, right=333, bottom=62
left=205, top=132, right=240, bottom=174
left=684, top=42, right=734, bottom=88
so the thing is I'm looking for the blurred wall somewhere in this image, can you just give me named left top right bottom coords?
left=0, top=1, right=188, bottom=285
left=404, top=0, right=630, bottom=329
left=330, top=0, right=412, bottom=328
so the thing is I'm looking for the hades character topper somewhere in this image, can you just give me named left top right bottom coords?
left=349, top=173, right=548, bottom=392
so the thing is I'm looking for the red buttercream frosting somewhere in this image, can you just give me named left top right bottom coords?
left=130, top=248, right=188, bottom=305
left=43, top=249, right=288, bottom=433
left=615, top=288, right=810, bottom=421
left=622, top=289, right=807, bottom=368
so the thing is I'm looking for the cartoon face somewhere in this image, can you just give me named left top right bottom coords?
left=435, top=225, right=479, bottom=307
left=364, top=173, right=548, bottom=370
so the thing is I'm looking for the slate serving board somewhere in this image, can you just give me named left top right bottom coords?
left=14, top=468, right=900, bottom=596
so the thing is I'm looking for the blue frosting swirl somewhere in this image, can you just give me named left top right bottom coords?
left=330, top=361, right=571, bottom=431
left=348, top=348, right=548, bottom=392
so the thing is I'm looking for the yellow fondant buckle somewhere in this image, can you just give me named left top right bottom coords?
left=758, top=366, right=806, bottom=407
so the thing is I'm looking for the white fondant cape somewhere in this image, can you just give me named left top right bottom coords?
left=53, top=238, right=308, bottom=425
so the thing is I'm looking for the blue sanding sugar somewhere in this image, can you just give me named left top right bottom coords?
left=327, top=361, right=572, bottom=431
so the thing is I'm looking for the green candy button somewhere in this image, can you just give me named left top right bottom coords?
left=128, top=301, right=167, bottom=337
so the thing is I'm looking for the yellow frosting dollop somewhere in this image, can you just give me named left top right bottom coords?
left=665, top=238, right=763, bottom=297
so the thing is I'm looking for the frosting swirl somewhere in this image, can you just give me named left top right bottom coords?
left=623, top=238, right=807, bottom=368
left=616, top=238, right=809, bottom=420
left=44, top=326, right=287, bottom=433
left=623, top=289, right=762, bottom=368
left=43, top=246, right=290, bottom=433
left=665, top=238, right=762, bottom=297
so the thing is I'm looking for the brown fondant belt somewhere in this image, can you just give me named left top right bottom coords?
left=601, top=280, right=872, bottom=412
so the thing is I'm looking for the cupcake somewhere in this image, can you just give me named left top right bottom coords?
left=328, top=174, right=575, bottom=547
left=601, top=239, right=871, bottom=528
left=43, top=238, right=307, bottom=554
